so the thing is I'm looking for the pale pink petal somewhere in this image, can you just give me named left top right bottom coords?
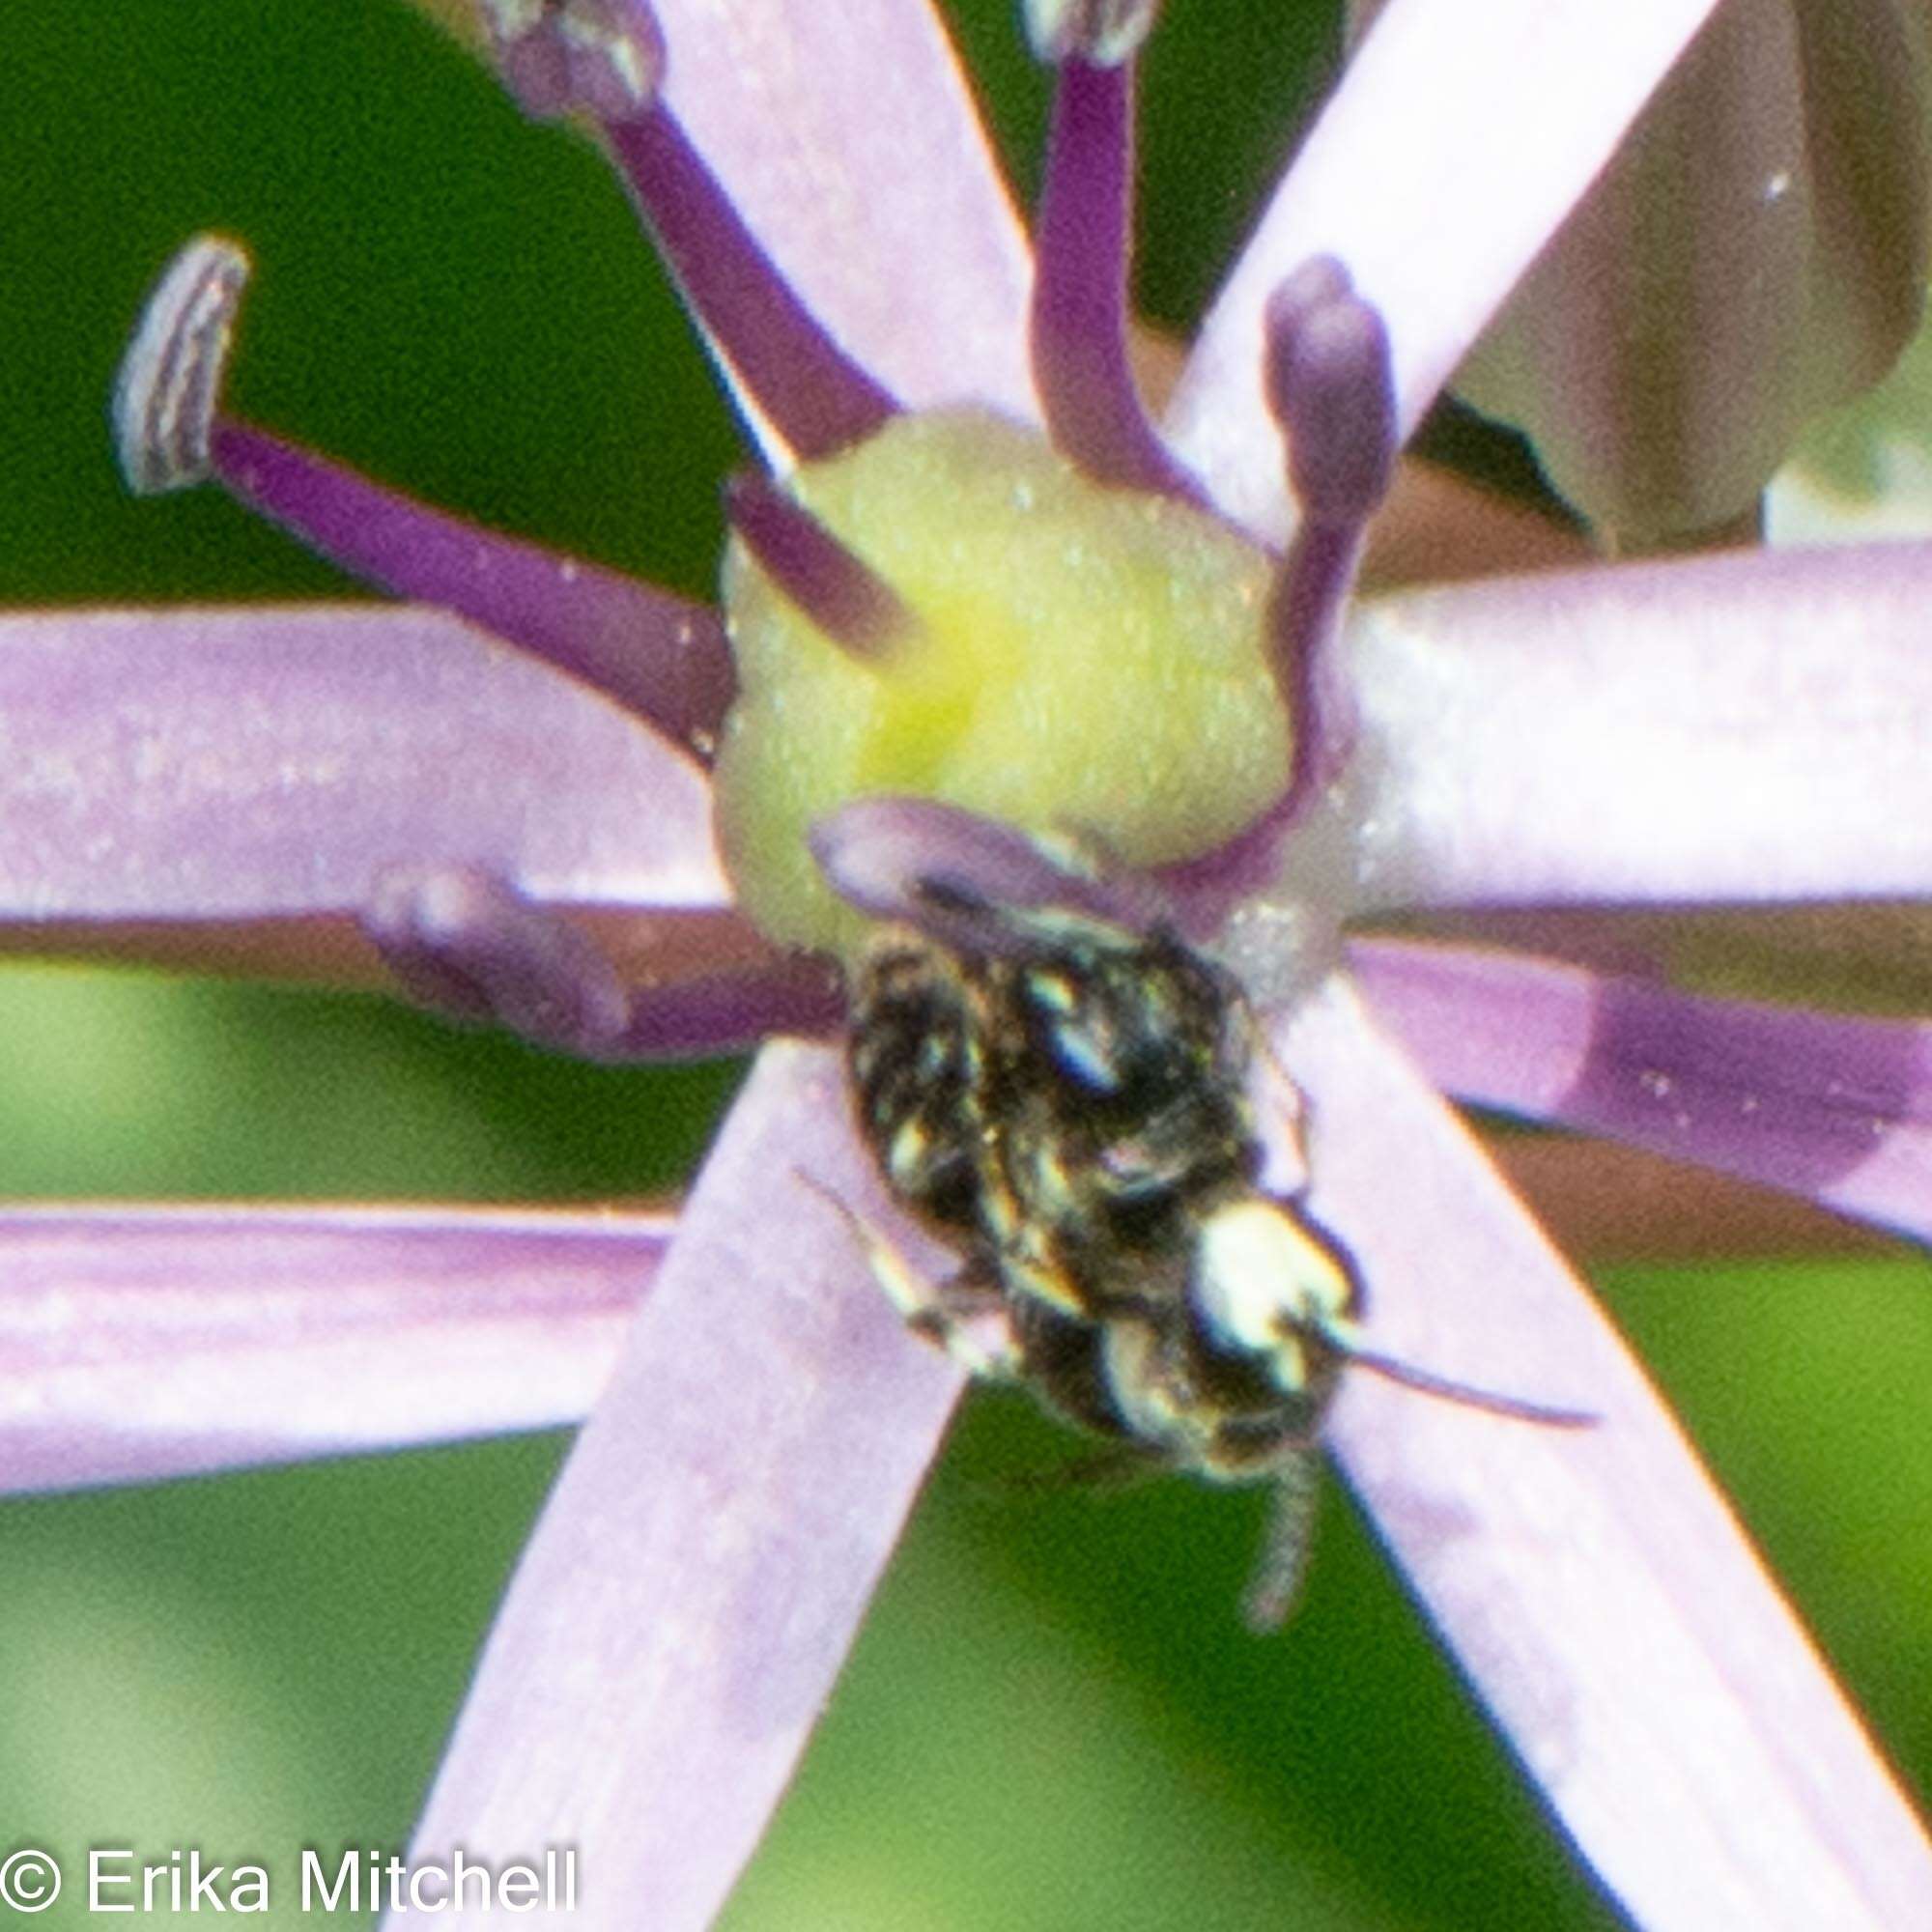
left=1278, top=973, right=1932, bottom=1929
left=1168, top=0, right=1724, bottom=541
left=0, top=607, right=725, bottom=920
left=395, top=1042, right=962, bottom=1931
left=0, top=1203, right=661, bottom=1493
left=1345, top=542, right=1932, bottom=909
left=657, top=0, right=1034, bottom=425
left=1350, top=936, right=1932, bottom=1245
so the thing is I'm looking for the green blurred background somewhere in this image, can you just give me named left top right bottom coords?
left=2, top=2, right=1928, bottom=1925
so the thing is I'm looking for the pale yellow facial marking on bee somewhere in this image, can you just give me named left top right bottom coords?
left=1192, top=1198, right=1354, bottom=1395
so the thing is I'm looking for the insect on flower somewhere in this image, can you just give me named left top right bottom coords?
left=52, top=0, right=1932, bottom=1919
left=820, top=857, right=1593, bottom=1629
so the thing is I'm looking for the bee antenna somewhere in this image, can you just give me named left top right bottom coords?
left=1339, top=1344, right=1597, bottom=1429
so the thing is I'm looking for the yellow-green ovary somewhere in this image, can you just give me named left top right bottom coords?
left=713, top=409, right=1290, bottom=953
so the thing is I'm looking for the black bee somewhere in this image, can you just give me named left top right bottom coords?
left=832, top=881, right=1585, bottom=1628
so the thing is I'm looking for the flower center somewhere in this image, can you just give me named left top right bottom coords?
left=712, top=409, right=1292, bottom=954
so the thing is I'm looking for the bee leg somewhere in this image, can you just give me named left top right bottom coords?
left=900, top=1260, right=1021, bottom=1382
left=1241, top=1443, right=1324, bottom=1634
left=793, top=1171, right=1018, bottom=1381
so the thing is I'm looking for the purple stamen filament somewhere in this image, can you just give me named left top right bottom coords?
left=722, top=471, right=918, bottom=659
left=1030, top=52, right=1200, bottom=500
left=209, top=420, right=736, bottom=764
left=1148, top=257, right=1396, bottom=926
left=605, top=105, right=898, bottom=462
left=1263, top=268, right=1395, bottom=820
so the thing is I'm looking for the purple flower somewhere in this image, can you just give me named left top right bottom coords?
left=7, top=2, right=1932, bottom=1926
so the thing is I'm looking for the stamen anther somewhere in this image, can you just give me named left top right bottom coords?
left=810, top=797, right=1170, bottom=946
left=113, top=234, right=249, bottom=496
left=1263, top=258, right=1396, bottom=527
left=483, top=0, right=665, bottom=122
left=1251, top=255, right=1398, bottom=829
left=115, top=235, right=737, bottom=761
left=366, top=867, right=844, bottom=1059
left=1024, top=0, right=1163, bottom=66
left=484, top=0, right=894, bottom=458
left=366, top=865, right=631, bottom=1054
left=724, top=472, right=918, bottom=660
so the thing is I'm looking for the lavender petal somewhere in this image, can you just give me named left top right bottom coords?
left=1277, top=972, right=1932, bottom=1929
left=1346, top=541, right=1932, bottom=911
left=393, top=1042, right=963, bottom=1931
left=1351, top=936, right=1932, bottom=1246
left=1168, top=0, right=1724, bottom=542
left=652, top=0, right=1035, bottom=451
left=0, top=1203, right=662, bottom=1494
left=0, top=607, right=725, bottom=920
